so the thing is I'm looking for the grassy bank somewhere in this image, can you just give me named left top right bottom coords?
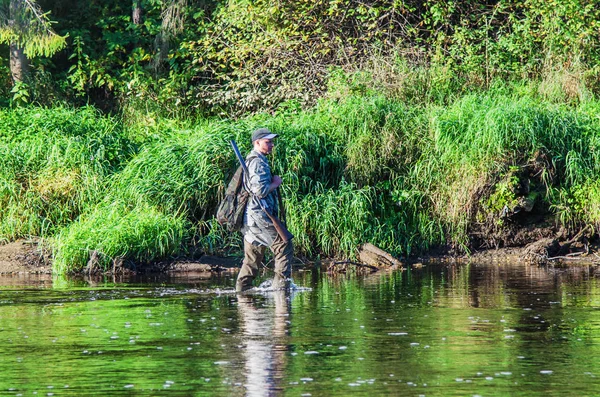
left=2, top=82, right=600, bottom=273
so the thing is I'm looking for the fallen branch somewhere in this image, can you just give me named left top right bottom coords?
left=546, top=252, right=597, bottom=262
left=547, top=255, right=584, bottom=261
left=357, top=243, right=403, bottom=268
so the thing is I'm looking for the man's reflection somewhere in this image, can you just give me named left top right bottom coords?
left=237, top=291, right=290, bottom=396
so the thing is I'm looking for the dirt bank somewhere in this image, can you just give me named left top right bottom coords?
left=3, top=236, right=600, bottom=276
left=0, top=239, right=242, bottom=275
left=0, top=239, right=52, bottom=274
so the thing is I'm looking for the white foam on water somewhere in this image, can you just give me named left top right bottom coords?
left=254, top=278, right=312, bottom=292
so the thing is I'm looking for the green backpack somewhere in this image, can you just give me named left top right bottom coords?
left=216, top=165, right=249, bottom=232
left=217, top=152, right=259, bottom=232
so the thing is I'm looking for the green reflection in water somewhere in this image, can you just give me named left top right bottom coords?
left=0, top=262, right=598, bottom=396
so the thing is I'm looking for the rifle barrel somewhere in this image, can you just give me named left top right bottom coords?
left=230, top=140, right=248, bottom=174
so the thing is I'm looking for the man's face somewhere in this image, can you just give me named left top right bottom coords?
left=255, top=138, right=274, bottom=155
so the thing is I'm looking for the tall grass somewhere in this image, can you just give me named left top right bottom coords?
left=5, top=79, right=600, bottom=273
left=51, top=118, right=282, bottom=272
left=52, top=200, right=189, bottom=274
left=0, top=106, right=135, bottom=240
left=285, top=181, right=376, bottom=258
left=399, top=94, right=600, bottom=248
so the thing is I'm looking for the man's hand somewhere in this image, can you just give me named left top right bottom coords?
left=269, top=175, right=282, bottom=193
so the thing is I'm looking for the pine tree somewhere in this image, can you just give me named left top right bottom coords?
left=0, top=0, right=66, bottom=83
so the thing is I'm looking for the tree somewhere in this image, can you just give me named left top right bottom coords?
left=132, top=0, right=142, bottom=25
left=0, top=0, right=66, bottom=83
left=153, top=0, right=187, bottom=72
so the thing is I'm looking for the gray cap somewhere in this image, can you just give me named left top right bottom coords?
left=251, top=128, right=278, bottom=143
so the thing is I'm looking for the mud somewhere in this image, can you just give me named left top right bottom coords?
left=0, top=239, right=52, bottom=274
left=2, top=236, right=600, bottom=276
left=0, top=239, right=243, bottom=275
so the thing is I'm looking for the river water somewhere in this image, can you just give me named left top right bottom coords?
left=0, top=262, right=599, bottom=396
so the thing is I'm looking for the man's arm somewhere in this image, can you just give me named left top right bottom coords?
left=248, top=157, right=277, bottom=198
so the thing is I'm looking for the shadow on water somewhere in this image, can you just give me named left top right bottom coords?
left=0, top=261, right=599, bottom=396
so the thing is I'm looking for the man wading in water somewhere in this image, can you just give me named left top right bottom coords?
left=236, top=128, right=294, bottom=292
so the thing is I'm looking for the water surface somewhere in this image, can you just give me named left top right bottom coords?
left=0, top=262, right=599, bottom=396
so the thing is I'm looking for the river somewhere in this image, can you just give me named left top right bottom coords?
left=0, top=262, right=599, bottom=396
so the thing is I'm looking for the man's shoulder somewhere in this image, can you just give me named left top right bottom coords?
left=246, top=150, right=268, bottom=166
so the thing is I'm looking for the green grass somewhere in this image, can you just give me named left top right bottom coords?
left=0, top=106, right=136, bottom=240
left=4, top=78, right=600, bottom=273
left=52, top=200, right=189, bottom=274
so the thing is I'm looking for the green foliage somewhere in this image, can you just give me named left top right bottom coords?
left=52, top=200, right=189, bottom=273
left=481, top=170, right=521, bottom=226
left=10, top=80, right=29, bottom=105
left=4, top=0, right=600, bottom=273
left=0, top=105, right=135, bottom=240
left=111, top=128, right=232, bottom=218
left=286, top=181, right=376, bottom=259
left=2, top=0, right=596, bottom=114
left=552, top=181, right=600, bottom=231
left=51, top=118, right=259, bottom=271
left=184, top=0, right=417, bottom=114
left=0, top=0, right=66, bottom=58
left=6, top=82, right=600, bottom=272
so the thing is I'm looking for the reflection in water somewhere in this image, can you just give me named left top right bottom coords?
left=0, top=261, right=599, bottom=396
left=237, top=292, right=290, bottom=396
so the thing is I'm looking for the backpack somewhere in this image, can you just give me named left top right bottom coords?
left=216, top=165, right=249, bottom=232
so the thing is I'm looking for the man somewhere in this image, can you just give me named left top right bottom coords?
left=236, top=128, right=294, bottom=292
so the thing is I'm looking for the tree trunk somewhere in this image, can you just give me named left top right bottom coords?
left=132, top=0, right=142, bottom=25
left=9, top=0, right=29, bottom=83
left=10, top=42, right=29, bottom=83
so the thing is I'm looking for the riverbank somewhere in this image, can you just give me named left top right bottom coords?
left=3, top=91, right=600, bottom=275
left=4, top=236, right=600, bottom=276
left=0, top=240, right=51, bottom=275
left=0, top=239, right=237, bottom=275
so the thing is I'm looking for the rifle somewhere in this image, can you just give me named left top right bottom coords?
left=230, top=140, right=294, bottom=243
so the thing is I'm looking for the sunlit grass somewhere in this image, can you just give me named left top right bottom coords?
left=0, top=106, right=135, bottom=240
left=4, top=82, right=600, bottom=272
left=52, top=200, right=189, bottom=274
